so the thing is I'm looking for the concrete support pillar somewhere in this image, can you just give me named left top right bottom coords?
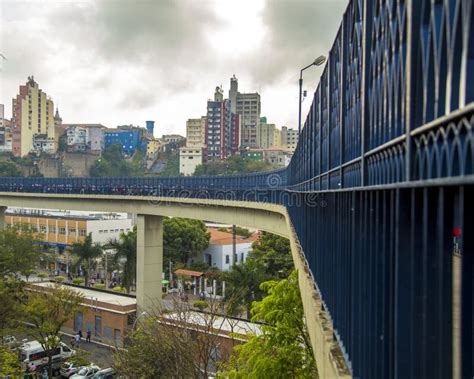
left=193, top=277, right=197, bottom=296
left=136, top=214, right=163, bottom=314
left=222, top=281, right=225, bottom=298
left=0, top=206, right=6, bottom=230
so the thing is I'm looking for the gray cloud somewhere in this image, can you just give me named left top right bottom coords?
left=250, top=0, right=347, bottom=86
left=0, top=0, right=348, bottom=133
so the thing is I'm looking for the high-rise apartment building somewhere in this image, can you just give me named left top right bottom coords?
left=11, top=77, right=57, bottom=157
left=281, top=126, right=299, bottom=152
left=205, top=87, right=239, bottom=160
left=0, top=104, right=12, bottom=153
left=258, top=119, right=281, bottom=149
left=228, top=76, right=261, bottom=148
left=186, top=117, right=206, bottom=147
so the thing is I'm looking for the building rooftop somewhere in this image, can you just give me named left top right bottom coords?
left=164, top=311, right=262, bottom=336
left=6, top=209, right=129, bottom=221
left=62, top=124, right=106, bottom=129
left=6, top=210, right=100, bottom=221
left=208, top=228, right=259, bottom=246
left=33, top=282, right=136, bottom=307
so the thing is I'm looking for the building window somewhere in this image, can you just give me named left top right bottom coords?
left=40, top=225, right=47, bottom=233
left=49, top=226, right=56, bottom=234
left=79, top=229, right=86, bottom=236
left=69, top=228, right=76, bottom=235
left=95, top=316, right=102, bottom=337
left=225, top=255, right=230, bottom=264
left=59, top=227, right=66, bottom=235
left=240, top=253, right=244, bottom=262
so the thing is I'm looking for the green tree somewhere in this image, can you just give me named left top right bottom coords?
left=247, top=232, right=293, bottom=280
left=163, top=218, right=210, bottom=265
left=0, top=224, right=41, bottom=277
left=223, top=260, right=267, bottom=317
left=0, top=345, right=22, bottom=377
left=0, top=225, right=41, bottom=331
left=21, top=285, right=84, bottom=378
left=224, top=232, right=293, bottom=317
left=194, top=155, right=273, bottom=176
left=70, top=233, right=102, bottom=287
left=224, top=271, right=317, bottom=378
left=0, top=161, right=22, bottom=177
left=0, top=278, right=27, bottom=332
left=107, top=227, right=137, bottom=293
left=90, top=144, right=144, bottom=177
left=159, top=152, right=180, bottom=176
left=115, top=318, right=198, bottom=378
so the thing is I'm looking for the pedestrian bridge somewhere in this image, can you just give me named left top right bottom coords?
left=1, top=0, right=473, bottom=378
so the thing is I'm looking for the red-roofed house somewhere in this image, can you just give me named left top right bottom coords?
left=197, top=228, right=259, bottom=271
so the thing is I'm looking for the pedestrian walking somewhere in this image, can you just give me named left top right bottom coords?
left=86, top=329, right=91, bottom=343
left=75, top=333, right=80, bottom=346
left=78, top=330, right=83, bottom=339
left=70, top=336, right=76, bottom=348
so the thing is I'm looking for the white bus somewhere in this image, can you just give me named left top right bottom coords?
left=19, top=340, right=75, bottom=371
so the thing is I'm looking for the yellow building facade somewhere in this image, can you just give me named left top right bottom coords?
left=257, top=123, right=281, bottom=149
left=146, top=138, right=162, bottom=156
left=6, top=214, right=87, bottom=246
left=12, top=77, right=57, bottom=157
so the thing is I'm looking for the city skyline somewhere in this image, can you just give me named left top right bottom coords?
left=0, top=0, right=347, bottom=136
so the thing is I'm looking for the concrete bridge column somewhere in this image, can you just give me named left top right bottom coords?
left=136, top=214, right=163, bottom=313
left=0, top=206, right=6, bottom=229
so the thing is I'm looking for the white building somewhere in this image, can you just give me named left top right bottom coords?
left=179, top=146, right=203, bottom=176
left=33, top=134, right=57, bottom=154
left=0, top=110, right=12, bottom=153
left=66, top=126, right=87, bottom=151
left=63, top=124, right=105, bottom=154
left=186, top=117, right=206, bottom=147
left=198, top=228, right=259, bottom=271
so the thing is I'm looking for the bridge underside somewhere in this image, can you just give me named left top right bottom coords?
left=0, top=192, right=350, bottom=378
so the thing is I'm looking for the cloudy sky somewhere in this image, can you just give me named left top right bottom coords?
left=0, top=0, right=347, bottom=136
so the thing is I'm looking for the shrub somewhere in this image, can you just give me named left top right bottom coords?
left=54, top=276, right=66, bottom=283
left=72, top=278, right=85, bottom=285
left=95, top=283, right=105, bottom=289
left=193, top=300, right=208, bottom=311
left=113, top=286, right=126, bottom=293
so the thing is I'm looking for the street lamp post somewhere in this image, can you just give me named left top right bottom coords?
left=298, top=55, right=326, bottom=133
left=132, top=311, right=148, bottom=332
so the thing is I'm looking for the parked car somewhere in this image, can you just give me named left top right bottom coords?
left=92, top=368, right=116, bottom=379
left=60, top=361, right=82, bottom=377
left=70, top=364, right=100, bottom=378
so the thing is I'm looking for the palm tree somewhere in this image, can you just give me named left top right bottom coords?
left=106, top=227, right=137, bottom=294
left=70, top=233, right=102, bottom=287
left=224, top=261, right=267, bottom=318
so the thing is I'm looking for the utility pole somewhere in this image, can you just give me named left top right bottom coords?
left=104, top=251, right=108, bottom=289
left=169, top=260, right=173, bottom=288
left=232, top=224, right=237, bottom=264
